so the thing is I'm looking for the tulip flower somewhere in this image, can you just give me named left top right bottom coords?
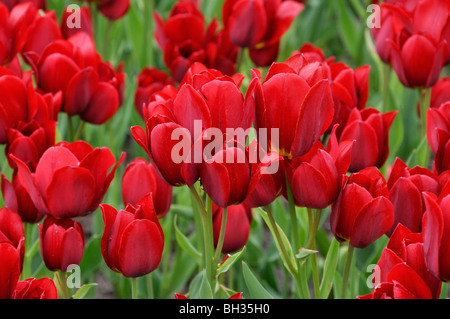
left=421, top=191, right=450, bottom=282
left=11, top=277, right=57, bottom=299
left=100, top=193, right=164, bottom=278
left=0, top=2, right=38, bottom=66
left=131, top=63, right=255, bottom=187
left=39, top=215, right=85, bottom=272
left=11, top=140, right=125, bottom=219
left=287, top=125, right=354, bottom=209
left=1, top=174, right=43, bottom=224
left=121, top=157, right=173, bottom=218
left=23, top=33, right=125, bottom=125
left=134, top=67, right=175, bottom=118
left=0, top=71, right=61, bottom=145
left=251, top=53, right=334, bottom=159
left=426, top=102, right=450, bottom=174
left=330, top=167, right=394, bottom=248
left=386, top=157, right=439, bottom=235
left=0, top=207, right=25, bottom=267
left=430, top=77, right=450, bottom=109
left=75, top=0, right=129, bottom=21
left=60, top=5, right=93, bottom=39
left=0, top=239, right=23, bottom=299
left=359, top=223, right=441, bottom=299
left=244, top=140, right=285, bottom=208
left=339, top=108, right=397, bottom=172
left=222, top=0, right=304, bottom=66
left=0, top=0, right=46, bottom=10
left=212, top=203, right=252, bottom=254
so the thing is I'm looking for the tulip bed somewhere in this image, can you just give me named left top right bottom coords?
left=1, top=0, right=450, bottom=302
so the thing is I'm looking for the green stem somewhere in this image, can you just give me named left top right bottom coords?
left=306, top=208, right=321, bottom=298
left=67, top=116, right=75, bottom=142
left=190, top=191, right=205, bottom=271
left=213, top=206, right=228, bottom=267
left=143, top=0, right=155, bottom=67
left=382, top=63, right=391, bottom=114
left=418, top=87, right=432, bottom=168
left=341, top=245, right=354, bottom=299
left=21, top=223, right=32, bottom=280
left=131, top=277, right=138, bottom=299
left=74, top=121, right=86, bottom=142
left=146, top=273, right=154, bottom=299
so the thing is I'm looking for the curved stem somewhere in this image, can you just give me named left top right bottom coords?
left=213, top=206, right=228, bottom=267
left=341, top=245, right=354, bottom=299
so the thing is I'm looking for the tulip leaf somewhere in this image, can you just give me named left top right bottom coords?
left=296, top=248, right=318, bottom=261
left=72, top=283, right=98, bottom=300
left=216, top=246, right=246, bottom=276
left=257, top=208, right=298, bottom=275
left=189, top=270, right=213, bottom=299
left=174, top=214, right=202, bottom=264
left=319, top=238, right=340, bottom=299
left=242, top=261, right=274, bottom=299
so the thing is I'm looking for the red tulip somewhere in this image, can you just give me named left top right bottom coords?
left=61, top=5, right=93, bottom=39
left=11, top=277, right=57, bottom=299
left=1, top=174, right=43, bottom=223
left=430, top=78, right=450, bottom=109
left=251, top=53, right=334, bottom=159
left=0, top=239, right=23, bottom=299
left=0, top=2, right=38, bottom=65
left=155, top=1, right=239, bottom=82
left=330, top=167, right=394, bottom=248
left=121, top=157, right=173, bottom=218
left=134, top=67, right=175, bottom=118
left=75, top=0, right=129, bottom=20
left=212, top=203, right=252, bottom=254
left=386, top=157, right=439, bottom=236
left=39, top=215, right=85, bottom=272
left=0, top=207, right=25, bottom=268
left=100, top=193, right=164, bottom=278
left=24, top=33, right=125, bottom=125
left=11, top=140, right=125, bottom=219
left=359, top=223, right=441, bottom=299
left=222, top=0, right=304, bottom=66
left=201, top=141, right=255, bottom=208
left=287, top=125, right=354, bottom=209
left=426, top=102, right=450, bottom=174
left=131, top=64, right=254, bottom=187
left=244, top=140, right=285, bottom=208
left=339, top=108, right=397, bottom=172
left=0, top=0, right=45, bottom=10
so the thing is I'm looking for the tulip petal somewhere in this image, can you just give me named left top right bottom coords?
left=201, top=161, right=231, bottom=208
left=60, top=226, right=84, bottom=271
left=64, top=67, right=98, bottom=116
left=45, top=166, right=96, bottom=219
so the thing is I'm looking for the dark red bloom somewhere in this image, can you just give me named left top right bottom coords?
left=134, top=67, right=175, bottom=118
left=75, top=0, right=129, bottom=20
left=100, top=193, right=164, bottom=278
left=0, top=0, right=45, bottom=10
left=251, top=53, right=334, bottom=159
left=12, top=140, right=125, bottom=219
left=339, top=108, right=397, bottom=172
left=155, top=0, right=239, bottom=81
left=1, top=174, right=43, bottom=223
left=212, top=203, right=252, bottom=254
left=121, top=157, right=173, bottom=218
left=386, top=157, right=439, bottom=236
left=11, top=277, right=57, bottom=299
left=0, top=207, right=25, bottom=268
left=287, top=125, right=354, bottom=209
left=430, top=77, right=450, bottom=109
left=359, top=223, right=441, bottom=299
left=131, top=64, right=254, bottom=187
left=426, top=102, right=450, bottom=174
left=0, top=239, right=23, bottom=299
left=330, top=167, right=394, bottom=248
left=24, top=33, right=125, bottom=125
left=60, top=5, right=93, bottom=39
left=39, top=215, right=85, bottom=272
left=222, top=0, right=304, bottom=66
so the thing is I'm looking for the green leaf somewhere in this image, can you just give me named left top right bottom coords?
left=189, top=270, right=213, bottom=299
left=72, top=283, right=98, bottom=300
left=296, top=248, right=318, bottom=262
left=257, top=208, right=297, bottom=275
left=216, top=246, right=246, bottom=276
left=319, top=238, right=340, bottom=299
left=174, top=215, right=202, bottom=263
left=242, top=262, right=274, bottom=299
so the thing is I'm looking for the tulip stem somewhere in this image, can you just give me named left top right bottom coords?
left=146, top=273, right=154, bottom=299
left=341, top=245, right=354, bottom=299
left=189, top=185, right=215, bottom=292
left=418, top=87, right=432, bottom=168
left=67, top=115, right=75, bottom=142
left=307, top=208, right=322, bottom=298
left=74, top=121, right=86, bottom=142
left=213, top=206, right=228, bottom=267
left=131, top=277, right=138, bottom=299
left=381, top=63, right=391, bottom=114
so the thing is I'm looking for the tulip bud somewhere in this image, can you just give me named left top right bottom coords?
left=39, top=216, right=85, bottom=272
left=0, top=240, right=23, bottom=299
left=0, top=207, right=25, bottom=268
left=100, top=193, right=164, bottom=278
left=121, top=157, right=173, bottom=218
left=330, top=167, right=394, bottom=248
